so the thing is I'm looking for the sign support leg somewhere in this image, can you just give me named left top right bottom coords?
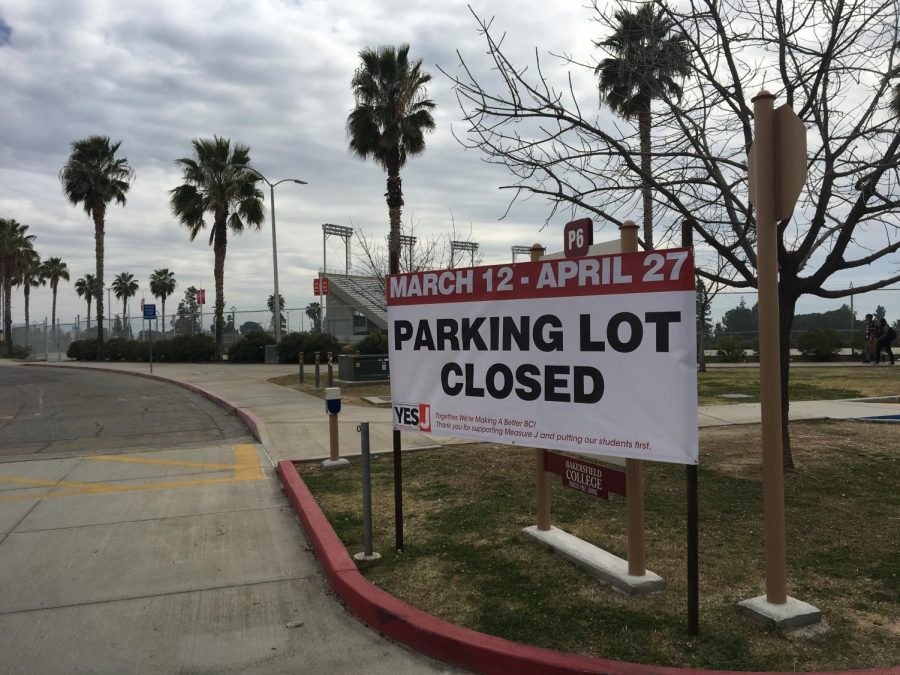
left=687, top=463, right=699, bottom=635
left=535, top=450, right=551, bottom=530
left=393, top=429, right=404, bottom=551
left=619, top=219, right=646, bottom=576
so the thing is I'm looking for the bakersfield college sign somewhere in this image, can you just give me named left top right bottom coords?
left=387, top=249, right=699, bottom=465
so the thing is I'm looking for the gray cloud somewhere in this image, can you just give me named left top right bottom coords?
left=1, top=0, right=897, bottom=327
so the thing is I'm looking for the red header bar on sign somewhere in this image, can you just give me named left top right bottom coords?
left=386, top=248, right=694, bottom=306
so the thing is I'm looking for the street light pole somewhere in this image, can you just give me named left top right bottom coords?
left=246, top=167, right=307, bottom=344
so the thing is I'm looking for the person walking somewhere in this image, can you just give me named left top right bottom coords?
left=873, top=317, right=896, bottom=365
left=864, top=313, right=878, bottom=363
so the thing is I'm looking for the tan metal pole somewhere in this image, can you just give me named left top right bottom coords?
left=752, top=89, right=788, bottom=604
left=329, top=413, right=340, bottom=463
left=530, top=243, right=551, bottom=531
left=619, top=220, right=646, bottom=576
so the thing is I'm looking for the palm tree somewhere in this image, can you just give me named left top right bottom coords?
left=59, top=135, right=135, bottom=351
left=347, top=44, right=436, bottom=275
left=41, top=257, right=70, bottom=329
left=170, top=136, right=265, bottom=360
left=0, top=219, right=36, bottom=356
left=149, top=268, right=177, bottom=333
left=111, top=271, right=139, bottom=335
left=595, top=3, right=692, bottom=249
left=305, top=302, right=321, bottom=334
left=18, top=250, right=44, bottom=337
left=267, top=293, right=286, bottom=332
left=74, top=274, right=98, bottom=331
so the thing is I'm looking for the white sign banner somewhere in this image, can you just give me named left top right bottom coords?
left=387, top=249, right=699, bottom=465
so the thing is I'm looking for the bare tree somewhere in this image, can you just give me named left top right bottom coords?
left=447, top=0, right=900, bottom=467
left=353, top=214, right=483, bottom=293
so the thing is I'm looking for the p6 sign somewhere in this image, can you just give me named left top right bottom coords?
left=564, top=218, right=593, bottom=258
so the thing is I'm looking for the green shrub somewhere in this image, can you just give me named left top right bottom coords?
left=276, top=331, right=342, bottom=363
left=67, top=338, right=99, bottom=360
left=714, top=336, right=746, bottom=362
left=164, top=335, right=215, bottom=362
left=11, top=344, right=32, bottom=359
left=354, top=330, right=388, bottom=355
left=796, top=328, right=843, bottom=361
left=230, top=331, right=275, bottom=363
left=104, top=338, right=130, bottom=361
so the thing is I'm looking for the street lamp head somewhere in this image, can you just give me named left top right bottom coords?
left=292, top=179, right=308, bottom=185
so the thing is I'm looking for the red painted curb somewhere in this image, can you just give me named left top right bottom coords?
left=277, top=459, right=898, bottom=675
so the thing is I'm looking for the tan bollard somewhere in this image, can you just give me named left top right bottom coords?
left=321, top=387, right=349, bottom=470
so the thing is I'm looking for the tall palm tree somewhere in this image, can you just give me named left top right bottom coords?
left=74, top=274, right=98, bottom=331
left=595, top=3, right=692, bottom=249
left=149, top=268, right=177, bottom=333
left=59, top=135, right=135, bottom=351
left=347, top=44, right=436, bottom=275
left=170, top=136, right=265, bottom=360
left=267, top=293, right=286, bottom=332
left=111, top=272, right=139, bottom=333
left=18, top=250, right=44, bottom=337
left=0, top=219, right=36, bottom=356
left=41, top=257, right=70, bottom=329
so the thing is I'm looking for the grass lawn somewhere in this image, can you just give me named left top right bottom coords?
left=299, top=420, right=899, bottom=671
left=271, top=365, right=900, bottom=407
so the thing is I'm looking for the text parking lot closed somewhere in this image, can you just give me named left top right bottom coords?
left=387, top=249, right=699, bottom=465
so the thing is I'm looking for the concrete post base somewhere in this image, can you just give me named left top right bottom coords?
left=523, top=525, right=666, bottom=596
left=737, top=595, right=823, bottom=630
left=353, top=552, right=382, bottom=562
left=321, top=458, right=350, bottom=471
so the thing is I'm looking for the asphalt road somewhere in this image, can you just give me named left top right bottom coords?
left=0, top=365, right=251, bottom=456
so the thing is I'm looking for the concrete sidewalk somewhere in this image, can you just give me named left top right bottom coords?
left=29, top=360, right=900, bottom=463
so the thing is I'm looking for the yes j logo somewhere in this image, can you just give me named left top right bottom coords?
left=393, top=403, right=431, bottom=432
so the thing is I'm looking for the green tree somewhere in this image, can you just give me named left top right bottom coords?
left=0, top=219, right=36, bottom=356
left=172, top=286, right=201, bottom=336
left=41, top=257, right=70, bottom=329
left=305, top=302, right=321, bottom=334
left=594, top=2, right=691, bottom=250
left=74, top=274, right=98, bottom=331
left=170, top=136, right=265, bottom=360
left=18, top=249, right=43, bottom=337
left=267, top=293, right=286, bottom=332
left=715, top=298, right=758, bottom=337
left=111, top=271, right=139, bottom=331
left=347, top=44, right=436, bottom=274
left=59, top=136, right=135, bottom=352
left=239, top=320, right=264, bottom=335
left=149, top=268, right=177, bottom=332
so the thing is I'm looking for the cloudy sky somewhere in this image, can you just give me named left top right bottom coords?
left=1, top=0, right=897, bottom=330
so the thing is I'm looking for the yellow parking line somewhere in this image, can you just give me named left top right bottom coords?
left=0, top=444, right=264, bottom=502
left=83, top=454, right=236, bottom=471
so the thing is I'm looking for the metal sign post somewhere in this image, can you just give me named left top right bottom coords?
left=144, top=304, right=157, bottom=373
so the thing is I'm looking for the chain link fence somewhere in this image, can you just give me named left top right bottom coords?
left=3, top=303, right=383, bottom=360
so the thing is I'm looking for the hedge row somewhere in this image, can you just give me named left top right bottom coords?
left=67, top=336, right=216, bottom=362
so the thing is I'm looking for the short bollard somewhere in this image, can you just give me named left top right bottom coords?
left=321, top=387, right=349, bottom=470
left=327, top=352, right=334, bottom=387
left=298, top=353, right=305, bottom=385
left=354, top=422, right=381, bottom=562
left=314, top=353, right=321, bottom=389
